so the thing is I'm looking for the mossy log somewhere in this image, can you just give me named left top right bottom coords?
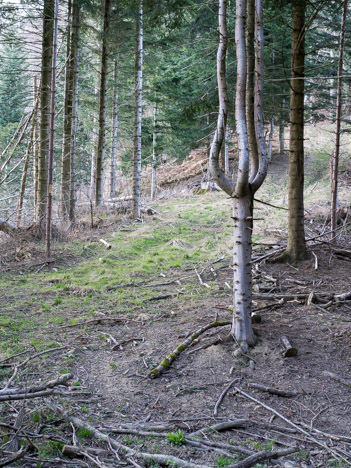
left=149, top=320, right=231, bottom=379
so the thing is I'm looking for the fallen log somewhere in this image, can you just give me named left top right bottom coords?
left=281, top=336, right=298, bottom=357
left=148, top=320, right=231, bottom=378
left=0, top=218, right=18, bottom=235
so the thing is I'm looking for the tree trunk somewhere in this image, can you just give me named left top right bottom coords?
left=232, top=193, right=256, bottom=346
left=110, top=58, right=119, bottom=198
left=132, top=0, right=143, bottom=219
left=38, top=0, right=54, bottom=222
left=268, top=117, right=274, bottom=161
left=331, top=0, right=347, bottom=240
left=61, top=0, right=73, bottom=220
left=279, top=98, right=285, bottom=154
left=46, top=0, right=59, bottom=259
left=33, top=76, right=39, bottom=221
left=17, top=101, right=38, bottom=227
left=95, top=0, right=111, bottom=206
left=69, top=0, right=80, bottom=224
left=224, top=122, right=230, bottom=177
left=285, top=0, right=307, bottom=261
left=246, top=0, right=258, bottom=181
left=209, top=0, right=267, bottom=350
left=151, top=103, right=157, bottom=200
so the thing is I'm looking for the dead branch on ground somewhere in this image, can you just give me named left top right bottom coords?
left=149, top=320, right=231, bottom=378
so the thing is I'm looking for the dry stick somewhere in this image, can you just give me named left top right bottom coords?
left=0, top=446, right=28, bottom=467
left=214, top=378, right=240, bottom=416
left=190, top=419, right=249, bottom=437
left=55, top=317, right=140, bottom=330
left=0, top=112, right=33, bottom=171
left=99, top=239, right=112, bottom=249
left=4, top=346, right=68, bottom=389
left=49, top=403, right=211, bottom=468
left=226, top=447, right=298, bottom=468
left=247, top=382, right=297, bottom=397
left=0, top=373, right=73, bottom=396
left=253, top=198, right=288, bottom=211
left=149, top=320, right=231, bottom=378
left=234, top=387, right=350, bottom=465
left=194, top=267, right=211, bottom=289
left=322, top=371, right=351, bottom=388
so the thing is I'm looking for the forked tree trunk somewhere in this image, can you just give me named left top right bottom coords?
left=110, top=58, right=119, bottom=198
left=95, top=0, right=111, bottom=206
left=285, top=0, right=307, bottom=261
left=61, top=0, right=73, bottom=220
left=151, top=103, right=157, bottom=200
left=132, top=0, right=143, bottom=219
left=209, top=0, right=267, bottom=349
left=38, top=0, right=54, bottom=222
left=69, top=0, right=80, bottom=223
left=331, top=0, right=347, bottom=240
left=46, top=0, right=59, bottom=259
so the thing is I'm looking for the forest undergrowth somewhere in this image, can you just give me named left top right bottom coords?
left=0, top=145, right=350, bottom=467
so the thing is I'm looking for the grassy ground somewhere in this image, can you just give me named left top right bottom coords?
left=0, top=125, right=350, bottom=466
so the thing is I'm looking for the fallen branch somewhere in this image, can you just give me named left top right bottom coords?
left=234, top=387, right=350, bottom=465
left=214, top=378, right=240, bottom=416
left=0, top=373, right=73, bottom=396
left=56, top=317, right=140, bottom=330
left=49, top=403, right=210, bottom=468
left=281, top=336, right=298, bottom=358
left=195, top=268, right=211, bottom=289
left=226, top=447, right=298, bottom=468
left=99, top=239, right=112, bottom=249
left=0, top=446, right=28, bottom=467
left=190, top=419, right=248, bottom=437
left=0, top=218, right=18, bottom=235
left=248, top=382, right=297, bottom=397
left=322, top=371, right=351, bottom=389
left=149, top=320, right=231, bottom=378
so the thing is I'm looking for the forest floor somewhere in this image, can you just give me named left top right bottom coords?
left=0, top=128, right=351, bottom=467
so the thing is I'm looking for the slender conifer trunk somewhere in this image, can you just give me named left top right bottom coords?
left=110, top=58, right=119, bottom=198
left=285, top=0, right=307, bottom=261
left=151, top=103, right=157, bottom=200
left=46, top=0, right=59, bottom=258
left=331, top=0, right=347, bottom=240
left=69, top=0, right=80, bottom=223
left=37, top=0, right=54, bottom=222
left=132, top=0, right=143, bottom=218
left=95, top=0, right=111, bottom=206
left=61, top=0, right=73, bottom=219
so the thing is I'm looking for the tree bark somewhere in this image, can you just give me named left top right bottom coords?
left=246, top=0, right=258, bottom=181
left=268, top=117, right=274, bottom=161
left=132, top=0, right=143, bottom=219
left=110, top=58, right=119, bottom=198
left=69, top=0, right=80, bottom=224
left=95, top=0, right=111, bottom=206
left=151, top=103, right=157, bottom=200
left=209, top=0, right=267, bottom=349
left=46, top=0, right=59, bottom=259
left=331, top=0, right=347, bottom=240
left=61, top=0, right=73, bottom=220
left=38, top=0, right=54, bottom=222
left=279, top=98, right=285, bottom=154
left=17, top=101, right=38, bottom=227
left=33, top=76, right=39, bottom=221
left=285, top=0, right=307, bottom=261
